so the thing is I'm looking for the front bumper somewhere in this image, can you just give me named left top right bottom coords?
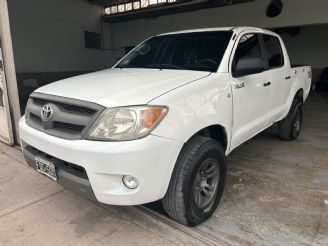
left=19, top=117, right=183, bottom=205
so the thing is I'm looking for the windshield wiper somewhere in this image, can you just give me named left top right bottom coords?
left=145, top=64, right=184, bottom=70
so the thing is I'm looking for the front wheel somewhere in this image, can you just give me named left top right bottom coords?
left=278, top=100, right=303, bottom=141
left=162, top=136, right=227, bottom=226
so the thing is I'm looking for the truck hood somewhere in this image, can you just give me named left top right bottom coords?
left=35, top=68, right=210, bottom=107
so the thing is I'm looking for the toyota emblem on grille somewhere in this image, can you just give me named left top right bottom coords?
left=41, top=104, right=53, bottom=121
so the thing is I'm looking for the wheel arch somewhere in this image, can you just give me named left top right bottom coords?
left=186, top=124, right=229, bottom=153
left=294, top=88, right=304, bottom=103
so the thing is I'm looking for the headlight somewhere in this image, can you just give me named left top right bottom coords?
left=86, top=106, right=168, bottom=141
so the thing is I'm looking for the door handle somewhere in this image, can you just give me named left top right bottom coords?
left=263, top=82, right=271, bottom=87
left=285, top=76, right=291, bottom=80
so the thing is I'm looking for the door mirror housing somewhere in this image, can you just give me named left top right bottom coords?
left=233, top=56, right=266, bottom=77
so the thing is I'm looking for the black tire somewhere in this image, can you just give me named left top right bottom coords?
left=162, top=135, right=227, bottom=226
left=278, top=99, right=303, bottom=141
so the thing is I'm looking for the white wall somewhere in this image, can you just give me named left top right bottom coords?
left=0, top=0, right=21, bottom=143
left=8, top=0, right=112, bottom=72
left=105, top=0, right=328, bottom=70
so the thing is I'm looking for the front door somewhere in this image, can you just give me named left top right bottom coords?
left=0, top=46, right=14, bottom=145
left=230, top=33, right=271, bottom=150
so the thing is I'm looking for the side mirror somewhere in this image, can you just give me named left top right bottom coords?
left=233, top=56, right=266, bottom=77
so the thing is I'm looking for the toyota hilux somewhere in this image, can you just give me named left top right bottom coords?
left=19, top=27, right=312, bottom=225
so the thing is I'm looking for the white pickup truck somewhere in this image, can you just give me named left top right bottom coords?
left=19, top=27, right=311, bottom=226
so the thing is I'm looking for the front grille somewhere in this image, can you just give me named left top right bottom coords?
left=30, top=113, right=42, bottom=124
left=25, top=92, right=105, bottom=139
left=33, top=98, right=96, bottom=115
left=53, top=122, right=85, bottom=134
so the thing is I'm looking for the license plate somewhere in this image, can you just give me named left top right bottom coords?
left=35, top=157, right=57, bottom=181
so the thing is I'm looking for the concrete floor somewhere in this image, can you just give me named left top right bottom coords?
left=0, top=143, right=207, bottom=246
left=0, top=93, right=327, bottom=245
left=196, top=93, right=328, bottom=245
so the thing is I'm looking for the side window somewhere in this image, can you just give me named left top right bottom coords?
left=232, top=34, right=263, bottom=74
left=263, top=34, right=284, bottom=68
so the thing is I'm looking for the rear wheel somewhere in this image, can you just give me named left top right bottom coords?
left=162, top=136, right=227, bottom=226
left=278, top=99, right=303, bottom=141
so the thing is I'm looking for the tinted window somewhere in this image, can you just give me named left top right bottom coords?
left=232, top=34, right=263, bottom=74
left=263, top=34, right=284, bottom=68
left=116, top=31, right=233, bottom=72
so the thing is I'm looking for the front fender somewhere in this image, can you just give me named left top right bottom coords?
left=150, top=73, right=233, bottom=154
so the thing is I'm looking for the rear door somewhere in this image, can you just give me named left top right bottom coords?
left=230, top=33, right=271, bottom=150
left=262, top=34, right=291, bottom=122
left=0, top=46, right=14, bottom=145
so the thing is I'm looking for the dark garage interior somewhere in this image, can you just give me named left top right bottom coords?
left=0, top=0, right=327, bottom=245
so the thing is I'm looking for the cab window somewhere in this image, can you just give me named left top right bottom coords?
left=232, top=34, right=264, bottom=75
left=263, top=34, right=284, bottom=68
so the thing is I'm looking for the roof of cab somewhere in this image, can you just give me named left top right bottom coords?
left=158, top=26, right=277, bottom=36
left=159, top=27, right=236, bottom=35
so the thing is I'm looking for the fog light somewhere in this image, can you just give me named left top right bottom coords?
left=123, top=175, right=139, bottom=189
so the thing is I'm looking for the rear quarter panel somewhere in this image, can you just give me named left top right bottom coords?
left=288, top=66, right=311, bottom=105
left=296, top=66, right=312, bottom=101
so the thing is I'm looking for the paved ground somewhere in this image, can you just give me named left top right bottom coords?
left=196, top=93, right=328, bottom=245
left=0, top=145, right=208, bottom=246
left=0, top=93, right=327, bottom=246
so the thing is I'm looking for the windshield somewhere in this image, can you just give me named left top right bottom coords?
left=116, top=31, right=233, bottom=72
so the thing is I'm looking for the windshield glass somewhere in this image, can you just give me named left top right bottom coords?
left=116, top=31, right=233, bottom=72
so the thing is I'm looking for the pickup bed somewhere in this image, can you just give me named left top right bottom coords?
left=19, top=27, right=311, bottom=226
